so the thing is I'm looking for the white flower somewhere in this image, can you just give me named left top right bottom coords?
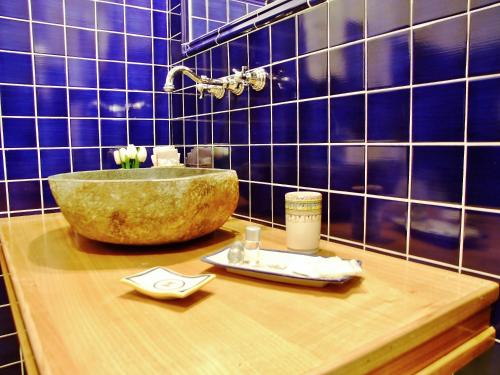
left=119, top=147, right=129, bottom=162
left=113, top=150, right=122, bottom=165
left=126, top=144, right=137, bottom=159
left=137, top=147, right=147, bottom=162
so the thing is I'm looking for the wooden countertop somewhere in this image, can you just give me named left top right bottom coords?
left=0, top=213, right=498, bottom=375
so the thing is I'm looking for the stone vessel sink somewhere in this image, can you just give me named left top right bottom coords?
left=48, top=167, right=239, bottom=245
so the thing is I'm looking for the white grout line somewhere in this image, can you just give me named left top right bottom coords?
left=362, top=0, right=368, bottom=251
left=0, top=89, right=11, bottom=218
left=150, top=0, right=156, bottom=147
left=93, top=0, right=103, bottom=170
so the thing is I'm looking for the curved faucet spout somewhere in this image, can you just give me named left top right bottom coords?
left=163, top=66, right=203, bottom=92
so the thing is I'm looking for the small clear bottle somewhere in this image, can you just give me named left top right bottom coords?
left=243, top=226, right=261, bottom=266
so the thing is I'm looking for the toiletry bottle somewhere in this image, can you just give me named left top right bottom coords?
left=244, top=226, right=261, bottom=266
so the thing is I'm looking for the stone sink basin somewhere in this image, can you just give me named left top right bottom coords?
left=48, top=167, right=239, bottom=245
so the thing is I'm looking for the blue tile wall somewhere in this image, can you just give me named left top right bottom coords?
left=168, top=1, right=500, bottom=340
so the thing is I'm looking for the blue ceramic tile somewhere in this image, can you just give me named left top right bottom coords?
left=471, top=0, right=498, bottom=9
left=208, top=0, right=227, bottom=22
left=413, top=82, right=465, bottom=142
left=409, top=204, right=461, bottom=264
left=170, top=13, right=181, bottom=37
left=271, top=17, right=296, bottom=62
left=211, top=44, right=228, bottom=78
left=72, top=148, right=100, bottom=171
left=96, top=2, right=124, bottom=32
left=68, top=59, right=97, bottom=88
left=299, top=146, right=328, bottom=189
left=192, top=0, right=206, bottom=17
left=128, top=92, right=153, bottom=118
left=127, top=64, right=153, bottom=91
left=3, top=119, right=37, bottom=148
left=367, top=146, right=409, bottom=198
left=251, top=183, right=272, bottom=222
left=229, top=36, right=248, bottom=70
left=297, top=3, right=327, bottom=55
left=273, top=185, right=296, bottom=225
left=298, top=51, right=328, bottom=99
left=413, top=0, right=467, bottom=24
left=0, top=52, right=33, bottom=84
left=184, top=118, right=196, bottom=145
left=468, top=78, right=500, bottom=142
left=33, top=23, right=65, bottom=55
left=154, top=93, right=169, bottom=118
left=229, top=1, right=246, bottom=21
left=366, top=198, right=407, bottom=253
left=155, top=120, right=170, bottom=145
left=66, top=28, right=96, bottom=59
left=170, top=120, right=183, bottom=145
left=183, top=88, right=196, bottom=117
left=0, top=305, right=16, bottom=335
left=127, top=35, right=152, bottom=63
left=298, top=99, right=328, bottom=143
left=330, top=94, right=365, bottom=142
left=250, top=107, right=271, bottom=144
left=35, top=56, right=66, bottom=86
left=197, top=115, right=212, bottom=145
left=236, top=181, right=249, bottom=216
left=36, top=88, right=67, bottom=117
left=0, top=18, right=31, bottom=52
left=249, top=27, right=270, bottom=68
left=100, top=91, right=126, bottom=118
left=65, top=0, right=95, bottom=28
left=0, top=277, right=7, bottom=302
left=0, top=86, right=34, bottom=116
left=330, top=193, right=364, bottom=242
left=8, top=181, right=41, bottom=210
left=70, top=119, right=98, bottom=147
left=200, top=89, right=214, bottom=113
left=329, top=0, right=364, bottom=47
left=127, top=0, right=151, bottom=7
left=98, top=32, right=125, bottom=60
left=38, top=119, right=69, bottom=147
left=272, top=103, right=297, bottom=144
left=251, top=146, right=271, bottom=182
left=469, top=6, right=500, bottom=76
left=412, top=146, right=463, bottom=203
left=367, top=0, right=409, bottom=37
left=330, top=42, right=364, bottom=94
left=213, top=112, right=229, bottom=144
left=230, top=110, right=249, bottom=144
left=42, top=180, right=57, bottom=208
left=330, top=146, right=364, bottom=192
left=196, top=51, right=211, bottom=77
left=367, top=31, right=410, bottom=89
left=368, top=89, right=410, bottom=142
left=6, top=150, right=39, bottom=180
left=413, top=16, right=467, bottom=84
left=231, top=146, right=249, bottom=180
left=127, top=7, right=151, bottom=36
left=463, top=210, right=500, bottom=275
left=154, top=39, right=168, bottom=65
left=0, top=1, right=29, bottom=19
left=69, top=89, right=98, bottom=117
left=153, top=11, right=167, bottom=38
left=129, top=120, right=154, bottom=145
left=40, top=149, right=70, bottom=178
left=273, top=145, right=297, bottom=186
left=213, top=91, right=229, bottom=113
left=250, top=67, right=271, bottom=107
left=271, top=60, right=297, bottom=103
left=466, top=147, right=500, bottom=209
left=154, top=65, right=167, bottom=92
left=99, top=61, right=126, bottom=89
left=101, top=119, right=127, bottom=146
left=31, top=0, right=63, bottom=24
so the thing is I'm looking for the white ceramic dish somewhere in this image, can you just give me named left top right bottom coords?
left=121, top=267, right=215, bottom=299
left=202, top=248, right=362, bottom=287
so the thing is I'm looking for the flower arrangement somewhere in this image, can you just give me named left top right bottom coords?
left=113, top=144, right=148, bottom=169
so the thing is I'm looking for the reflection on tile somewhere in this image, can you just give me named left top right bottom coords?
left=410, top=204, right=460, bottom=264
left=298, top=3, right=328, bottom=55
left=230, top=109, right=248, bottom=144
left=330, top=94, right=365, bottom=142
left=251, top=146, right=271, bottom=183
left=40, top=149, right=71, bottom=178
left=38, top=119, right=69, bottom=147
left=329, top=0, right=364, bottom=47
left=250, top=107, right=271, bottom=144
left=101, top=119, right=127, bottom=146
left=36, top=87, right=67, bottom=117
left=413, top=16, right=467, bottom=84
left=413, top=82, right=465, bottom=142
left=128, top=92, right=153, bottom=118
left=273, top=145, right=297, bottom=186
left=299, top=146, right=328, bottom=189
left=463, top=210, right=500, bottom=275
left=299, top=51, right=328, bottom=99
left=72, top=148, right=100, bottom=172
left=330, top=146, right=364, bottom=192
left=96, top=1, right=124, bottom=32
left=31, top=0, right=63, bottom=24
left=8, top=181, right=41, bottom=211
left=236, top=181, right=250, bottom=216
left=35, top=55, right=66, bottom=86
left=6, top=150, right=39, bottom=180
left=273, top=185, right=296, bottom=225
left=3, top=119, right=36, bottom=148
left=231, top=146, right=249, bottom=180
left=367, top=146, right=409, bottom=198
left=272, top=103, right=297, bottom=144
left=100, top=91, right=126, bottom=118
left=66, top=0, right=95, bottom=28
left=68, top=59, right=97, bottom=88
left=367, top=0, right=409, bottom=37
left=413, top=0, right=467, bottom=24
left=330, top=43, right=364, bottom=94
left=466, top=147, right=500, bottom=209
left=367, top=31, right=409, bottom=89
left=299, top=99, right=328, bottom=143
left=469, top=6, right=500, bottom=76
left=249, top=27, right=270, bottom=68
left=366, top=198, right=407, bottom=253
left=67, top=27, right=96, bottom=59
left=33, top=23, right=64, bottom=55
left=214, top=146, right=230, bottom=169
left=368, top=89, right=409, bottom=142
left=330, top=193, right=364, bottom=242
left=271, top=17, right=296, bottom=62
left=98, top=31, right=125, bottom=61
left=272, top=60, right=297, bottom=103
left=468, top=78, right=500, bottom=142
left=70, top=119, right=99, bottom=147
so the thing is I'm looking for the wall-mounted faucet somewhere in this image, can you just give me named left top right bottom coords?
left=163, top=65, right=267, bottom=99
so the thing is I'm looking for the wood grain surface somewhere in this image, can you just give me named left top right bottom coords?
left=0, top=213, right=497, bottom=375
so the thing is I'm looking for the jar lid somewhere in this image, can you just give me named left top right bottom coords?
left=245, top=226, right=261, bottom=242
left=285, top=192, right=322, bottom=203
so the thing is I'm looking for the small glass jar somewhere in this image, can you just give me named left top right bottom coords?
left=285, top=192, right=322, bottom=254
